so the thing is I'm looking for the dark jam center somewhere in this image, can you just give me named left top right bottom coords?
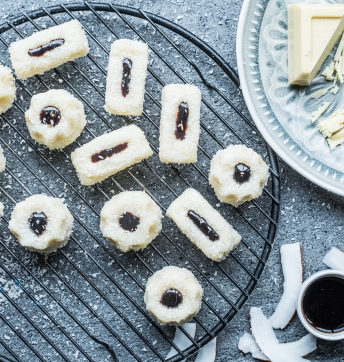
left=28, top=212, right=47, bottom=236
left=234, top=163, right=251, bottom=184
left=40, top=106, right=61, bottom=127
left=121, top=58, right=132, bottom=97
left=174, top=102, right=189, bottom=140
left=91, top=142, right=128, bottom=163
left=187, top=210, right=219, bottom=242
left=303, top=276, right=344, bottom=333
left=28, top=38, right=65, bottom=57
left=160, top=289, right=183, bottom=308
left=119, top=212, right=140, bottom=232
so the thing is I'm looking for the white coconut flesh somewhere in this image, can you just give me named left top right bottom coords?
left=323, top=247, right=344, bottom=272
left=166, top=323, right=196, bottom=361
left=238, top=332, right=268, bottom=361
left=269, top=242, right=303, bottom=329
left=239, top=332, right=316, bottom=361
left=250, top=307, right=310, bottom=362
left=194, top=337, right=217, bottom=362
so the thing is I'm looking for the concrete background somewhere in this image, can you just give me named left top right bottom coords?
left=1, top=0, right=344, bottom=361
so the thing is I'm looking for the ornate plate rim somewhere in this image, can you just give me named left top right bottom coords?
left=236, top=0, right=344, bottom=196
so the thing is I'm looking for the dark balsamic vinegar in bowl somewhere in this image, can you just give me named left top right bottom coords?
left=302, top=276, right=344, bottom=333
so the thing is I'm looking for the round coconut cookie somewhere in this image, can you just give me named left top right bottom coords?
left=144, top=266, right=203, bottom=326
left=209, top=145, right=269, bottom=207
left=100, top=191, right=163, bottom=252
left=0, top=65, right=16, bottom=115
left=9, top=194, right=73, bottom=253
left=25, top=89, right=86, bottom=149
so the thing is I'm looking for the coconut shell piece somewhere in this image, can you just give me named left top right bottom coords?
left=194, top=337, right=217, bottom=362
left=323, top=247, right=344, bottom=272
left=239, top=332, right=316, bottom=361
left=166, top=323, right=196, bottom=361
left=250, top=307, right=310, bottom=362
left=269, top=242, right=303, bottom=329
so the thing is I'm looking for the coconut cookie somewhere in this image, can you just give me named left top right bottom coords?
left=100, top=191, right=163, bottom=252
left=0, top=145, right=6, bottom=173
left=9, top=194, right=73, bottom=253
left=0, top=65, right=16, bottom=115
left=209, top=145, right=269, bottom=207
left=166, top=188, right=241, bottom=262
left=71, top=124, right=153, bottom=186
left=159, top=84, right=201, bottom=164
left=9, top=20, right=89, bottom=79
left=25, top=89, right=86, bottom=149
left=144, top=266, right=203, bottom=326
left=105, top=39, right=148, bottom=116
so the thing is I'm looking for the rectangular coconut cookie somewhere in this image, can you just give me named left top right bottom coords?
left=71, top=124, right=153, bottom=186
left=166, top=188, right=241, bottom=262
left=159, top=84, right=201, bottom=164
left=105, top=39, right=149, bottom=116
left=9, top=20, right=89, bottom=79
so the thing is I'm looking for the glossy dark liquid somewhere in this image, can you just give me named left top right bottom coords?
left=303, top=276, right=344, bottom=333
left=187, top=210, right=219, bottom=242
left=234, top=163, right=250, bottom=184
left=121, top=58, right=132, bottom=97
left=91, top=142, right=128, bottom=163
left=174, top=102, right=189, bottom=140
left=28, top=212, right=47, bottom=236
left=119, top=212, right=140, bottom=232
left=40, top=106, right=61, bottom=127
left=28, top=39, right=65, bottom=57
left=160, top=289, right=183, bottom=308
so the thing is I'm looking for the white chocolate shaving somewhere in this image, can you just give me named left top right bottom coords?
left=318, top=109, right=344, bottom=138
left=311, top=102, right=330, bottom=123
left=327, top=128, right=344, bottom=150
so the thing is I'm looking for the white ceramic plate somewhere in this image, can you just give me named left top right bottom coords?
left=237, top=0, right=344, bottom=196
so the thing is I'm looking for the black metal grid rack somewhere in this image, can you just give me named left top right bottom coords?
left=0, top=3, right=280, bottom=361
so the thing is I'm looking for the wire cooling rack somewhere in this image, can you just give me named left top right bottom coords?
left=0, top=2, right=280, bottom=361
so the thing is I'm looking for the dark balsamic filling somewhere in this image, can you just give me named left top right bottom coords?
left=234, top=163, right=251, bottom=184
left=40, top=106, right=61, bottom=127
left=174, top=102, right=189, bottom=140
left=119, top=212, right=140, bottom=232
left=91, top=142, right=128, bottom=163
left=28, top=38, right=65, bottom=57
left=187, top=210, right=219, bottom=242
left=303, top=276, right=344, bottom=333
left=121, top=58, right=132, bottom=97
left=160, top=289, right=183, bottom=308
left=28, top=212, right=47, bottom=236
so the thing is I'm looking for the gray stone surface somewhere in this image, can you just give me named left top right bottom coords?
left=0, top=0, right=343, bottom=361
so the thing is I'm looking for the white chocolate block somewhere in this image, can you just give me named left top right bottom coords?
left=288, top=4, right=344, bottom=86
left=144, top=266, right=203, bottom=326
left=166, top=188, right=241, bottom=262
left=9, top=20, right=89, bottom=79
left=0, top=65, right=15, bottom=114
left=100, top=191, right=163, bottom=252
left=0, top=145, right=6, bottom=173
left=209, top=145, right=269, bottom=207
left=25, top=89, right=86, bottom=149
left=9, top=194, right=73, bottom=253
left=71, top=124, right=153, bottom=186
left=159, top=84, right=201, bottom=164
left=105, top=39, right=148, bottom=116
